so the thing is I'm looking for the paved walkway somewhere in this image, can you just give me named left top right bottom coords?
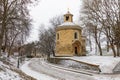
left=29, top=58, right=95, bottom=80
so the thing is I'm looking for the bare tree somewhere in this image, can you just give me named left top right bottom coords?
left=38, top=15, right=63, bottom=57
left=49, top=15, right=63, bottom=27
left=0, top=0, right=38, bottom=56
left=80, top=0, right=103, bottom=55
left=38, top=28, right=55, bottom=57
left=24, top=42, right=35, bottom=57
left=80, top=0, right=120, bottom=57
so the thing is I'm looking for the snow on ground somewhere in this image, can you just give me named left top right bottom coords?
left=94, top=74, right=120, bottom=80
left=0, top=61, right=23, bottom=80
left=21, top=58, right=120, bottom=80
left=20, top=59, right=57, bottom=80
left=68, top=56, right=120, bottom=73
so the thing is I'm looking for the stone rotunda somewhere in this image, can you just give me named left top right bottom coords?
left=55, top=11, right=86, bottom=56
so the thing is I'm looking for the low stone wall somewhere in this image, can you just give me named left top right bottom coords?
left=48, top=57, right=100, bottom=73
left=113, top=62, right=120, bottom=74
left=48, top=57, right=67, bottom=64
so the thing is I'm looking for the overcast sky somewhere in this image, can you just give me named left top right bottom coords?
left=27, top=0, right=82, bottom=43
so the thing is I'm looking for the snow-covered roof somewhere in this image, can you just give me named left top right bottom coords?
left=56, top=22, right=82, bottom=31
left=59, top=22, right=79, bottom=27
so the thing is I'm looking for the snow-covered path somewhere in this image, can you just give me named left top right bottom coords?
left=21, top=58, right=95, bottom=80
left=30, top=58, right=95, bottom=80
left=20, top=59, right=57, bottom=80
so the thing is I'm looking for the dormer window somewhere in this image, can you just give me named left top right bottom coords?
left=66, top=16, right=69, bottom=21
left=74, top=32, right=78, bottom=39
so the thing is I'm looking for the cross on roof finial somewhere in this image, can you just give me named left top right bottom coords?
left=67, top=8, right=70, bottom=13
left=68, top=8, right=69, bottom=11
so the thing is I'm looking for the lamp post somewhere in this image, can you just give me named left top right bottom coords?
left=17, top=56, right=19, bottom=68
left=17, top=42, right=21, bottom=68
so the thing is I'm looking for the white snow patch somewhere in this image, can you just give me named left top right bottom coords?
left=95, top=75, right=120, bottom=80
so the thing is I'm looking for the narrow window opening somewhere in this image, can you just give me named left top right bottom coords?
left=57, top=33, right=59, bottom=40
left=74, top=32, right=78, bottom=39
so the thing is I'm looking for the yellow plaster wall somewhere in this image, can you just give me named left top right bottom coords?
left=55, top=29, right=85, bottom=56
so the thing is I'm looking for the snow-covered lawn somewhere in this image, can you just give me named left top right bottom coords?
left=94, top=74, right=120, bottom=80
left=0, top=61, right=23, bottom=80
left=68, top=56, right=120, bottom=73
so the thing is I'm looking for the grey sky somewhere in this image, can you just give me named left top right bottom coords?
left=27, top=0, right=82, bottom=43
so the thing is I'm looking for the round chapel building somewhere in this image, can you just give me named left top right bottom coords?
left=55, top=11, right=86, bottom=56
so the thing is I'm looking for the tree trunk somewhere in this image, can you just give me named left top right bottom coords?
left=111, top=44, right=116, bottom=57
left=89, top=37, right=92, bottom=51
left=8, top=33, right=18, bottom=57
left=95, top=39, right=102, bottom=56
left=89, top=32, right=92, bottom=51
left=3, top=31, right=8, bottom=52
left=0, top=37, right=3, bottom=56
left=116, top=44, right=120, bottom=56
left=0, top=24, right=6, bottom=56
left=94, top=33, right=102, bottom=56
left=0, top=1, right=8, bottom=56
left=98, top=42, right=102, bottom=56
left=107, top=40, right=109, bottom=52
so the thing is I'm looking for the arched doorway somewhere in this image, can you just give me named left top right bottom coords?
left=72, top=41, right=81, bottom=56
left=75, top=47, right=78, bottom=55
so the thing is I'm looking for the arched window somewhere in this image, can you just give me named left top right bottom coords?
left=74, top=32, right=78, bottom=39
left=66, top=16, right=69, bottom=21
left=57, top=33, right=59, bottom=40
